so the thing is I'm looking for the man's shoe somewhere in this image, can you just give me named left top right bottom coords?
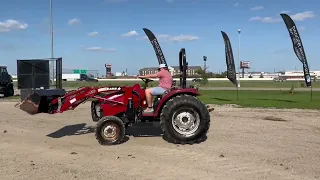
left=143, top=107, right=154, bottom=114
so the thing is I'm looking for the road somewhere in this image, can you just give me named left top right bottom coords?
left=200, top=87, right=320, bottom=91
left=0, top=102, right=319, bottom=179
left=11, top=87, right=320, bottom=96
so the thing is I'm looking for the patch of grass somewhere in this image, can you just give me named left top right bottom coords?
left=0, top=95, right=20, bottom=101
left=198, top=90, right=320, bottom=109
left=200, top=80, right=320, bottom=88
left=1, top=95, right=20, bottom=99
left=12, top=80, right=320, bottom=88
left=6, top=89, right=319, bottom=110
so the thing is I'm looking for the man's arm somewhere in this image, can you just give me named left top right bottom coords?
left=138, top=73, right=159, bottom=79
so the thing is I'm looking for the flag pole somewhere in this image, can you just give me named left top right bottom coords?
left=236, top=83, right=239, bottom=100
left=310, top=84, right=313, bottom=101
left=50, top=0, right=54, bottom=85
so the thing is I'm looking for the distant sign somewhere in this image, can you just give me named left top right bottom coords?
left=73, top=69, right=80, bottom=74
left=80, top=69, right=87, bottom=74
left=73, top=69, right=87, bottom=74
left=240, top=61, right=250, bottom=69
left=203, top=56, right=207, bottom=61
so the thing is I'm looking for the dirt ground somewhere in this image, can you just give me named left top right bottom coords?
left=0, top=101, right=319, bottom=180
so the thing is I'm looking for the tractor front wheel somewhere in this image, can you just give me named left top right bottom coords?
left=95, top=116, right=126, bottom=145
left=160, top=94, right=210, bottom=144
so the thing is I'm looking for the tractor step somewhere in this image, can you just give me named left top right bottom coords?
left=141, top=108, right=156, bottom=116
left=141, top=112, right=156, bottom=117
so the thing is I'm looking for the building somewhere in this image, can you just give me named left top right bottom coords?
left=105, top=64, right=112, bottom=77
left=139, top=65, right=201, bottom=77
left=279, top=70, right=319, bottom=79
left=283, top=70, right=320, bottom=77
left=234, top=70, right=320, bottom=79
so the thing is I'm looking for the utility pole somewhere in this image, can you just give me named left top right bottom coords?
left=50, top=0, right=54, bottom=85
left=203, top=56, right=207, bottom=73
left=237, top=29, right=241, bottom=88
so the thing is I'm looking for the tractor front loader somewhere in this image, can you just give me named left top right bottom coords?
left=15, top=28, right=213, bottom=146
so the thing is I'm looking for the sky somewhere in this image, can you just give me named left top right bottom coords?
left=1, top=0, right=319, bottom=76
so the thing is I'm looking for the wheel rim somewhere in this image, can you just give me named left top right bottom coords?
left=94, top=103, right=101, bottom=116
left=171, top=107, right=200, bottom=137
left=100, top=122, right=120, bottom=143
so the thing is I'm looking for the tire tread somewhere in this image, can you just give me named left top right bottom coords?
left=160, top=94, right=211, bottom=145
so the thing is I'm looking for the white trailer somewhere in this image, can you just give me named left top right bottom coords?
left=62, top=74, right=80, bottom=81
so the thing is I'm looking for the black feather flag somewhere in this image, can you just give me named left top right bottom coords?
left=221, top=31, right=238, bottom=86
left=280, top=13, right=311, bottom=87
left=142, top=28, right=168, bottom=68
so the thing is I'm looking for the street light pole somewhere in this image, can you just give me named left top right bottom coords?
left=50, top=0, right=54, bottom=85
left=237, top=29, right=241, bottom=88
left=203, top=56, right=207, bottom=73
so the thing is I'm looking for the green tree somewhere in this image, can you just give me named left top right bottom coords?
left=194, top=67, right=210, bottom=85
left=214, top=71, right=227, bottom=78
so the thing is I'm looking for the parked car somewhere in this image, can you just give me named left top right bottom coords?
left=192, top=78, right=202, bottom=82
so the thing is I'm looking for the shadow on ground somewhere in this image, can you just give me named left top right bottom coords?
left=210, top=97, right=231, bottom=101
left=262, top=116, right=289, bottom=122
left=46, top=123, right=95, bottom=138
left=254, top=98, right=297, bottom=103
left=46, top=122, right=163, bottom=139
left=46, top=122, right=208, bottom=144
left=126, top=123, right=163, bottom=137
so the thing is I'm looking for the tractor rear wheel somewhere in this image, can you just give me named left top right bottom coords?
left=95, top=116, right=126, bottom=145
left=160, top=94, right=210, bottom=144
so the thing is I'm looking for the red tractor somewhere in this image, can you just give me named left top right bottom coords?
left=16, top=48, right=213, bottom=146
left=15, top=27, right=213, bottom=146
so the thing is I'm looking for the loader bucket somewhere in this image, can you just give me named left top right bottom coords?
left=15, top=91, right=42, bottom=115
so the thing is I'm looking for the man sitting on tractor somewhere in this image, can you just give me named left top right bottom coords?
left=138, top=63, right=173, bottom=113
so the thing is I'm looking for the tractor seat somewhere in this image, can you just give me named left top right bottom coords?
left=155, top=87, right=176, bottom=99
left=163, top=87, right=176, bottom=96
left=154, top=81, right=177, bottom=99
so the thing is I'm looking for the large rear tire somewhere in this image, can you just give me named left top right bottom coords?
left=95, top=116, right=125, bottom=146
left=160, top=94, right=210, bottom=144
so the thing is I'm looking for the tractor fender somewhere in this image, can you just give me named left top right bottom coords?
left=154, top=88, right=200, bottom=117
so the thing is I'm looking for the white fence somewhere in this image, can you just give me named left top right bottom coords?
left=12, top=77, right=309, bottom=82
left=96, top=78, right=275, bottom=81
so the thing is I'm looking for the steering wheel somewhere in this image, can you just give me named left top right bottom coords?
left=139, top=77, right=154, bottom=84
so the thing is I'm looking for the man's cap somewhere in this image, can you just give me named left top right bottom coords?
left=159, top=64, right=166, bottom=68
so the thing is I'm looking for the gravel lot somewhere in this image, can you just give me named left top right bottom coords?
left=0, top=101, right=319, bottom=180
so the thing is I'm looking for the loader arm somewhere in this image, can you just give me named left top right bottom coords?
left=15, top=86, right=128, bottom=115
left=51, top=86, right=129, bottom=114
